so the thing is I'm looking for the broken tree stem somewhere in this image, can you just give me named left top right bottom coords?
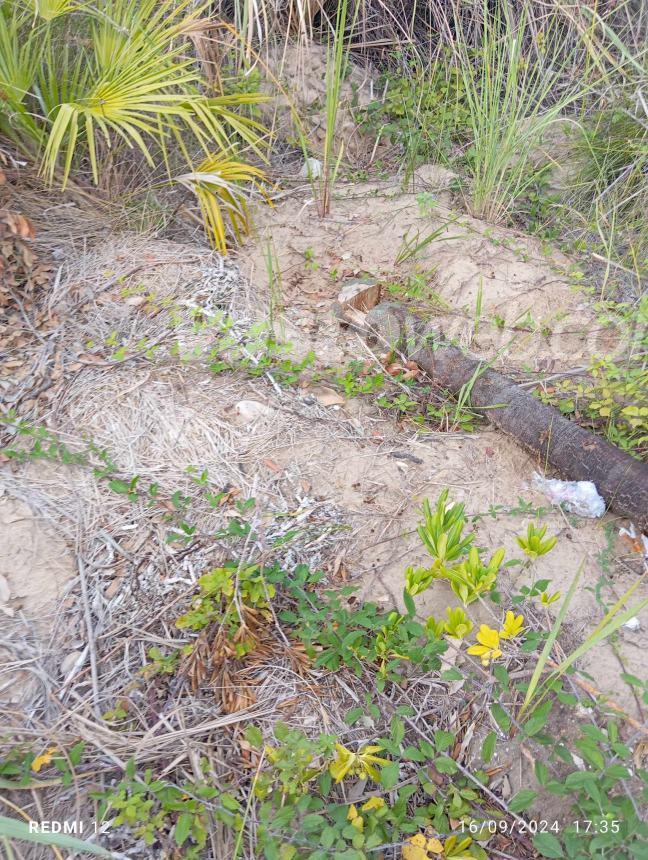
left=361, top=303, right=648, bottom=531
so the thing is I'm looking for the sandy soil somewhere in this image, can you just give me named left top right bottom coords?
left=1, top=175, right=646, bottom=820
left=239, top=174, right=647, bottom=712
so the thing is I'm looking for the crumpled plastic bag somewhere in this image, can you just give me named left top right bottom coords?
left=532, top=472, right=606, bottom=518
left=299, top=157, right=322, bottom=179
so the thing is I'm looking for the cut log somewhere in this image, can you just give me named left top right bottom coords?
left=354, top=302, right=648, bottom=531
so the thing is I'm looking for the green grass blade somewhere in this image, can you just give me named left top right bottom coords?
left=0, top=816, right=113, bottom=857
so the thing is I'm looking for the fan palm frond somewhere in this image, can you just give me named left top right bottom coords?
left=175, top=153, right=268, bottom=253
left=0, top=0, right=269, bottom=250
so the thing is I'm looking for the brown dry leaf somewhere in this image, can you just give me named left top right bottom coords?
left=285, top=641, right=311, bottom=676
left=401, top=368, right=419, bottom=381
left=218, top=487, right=241, bottom=506
left=262, top=458, right=281, bottom=473
left=385, top=363, right=404, bottom=376
left=426, top=765, right=445, bottom=787
left=330, top=551, right=348, bottom=581
left=451, top=705, right=472, bottom=760
left=634, top=739, right=648, bottom=769
left=76, top=352, right=105, bottom=364
left=2, top=212, right=35, bottom=239
left=312, top=386, right=346, bottom=407
left=221, top=666, right=257, bottom=713
left=104, top=577, right=123, bottom=599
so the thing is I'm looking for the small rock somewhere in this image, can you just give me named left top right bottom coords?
left=623, top=616, right=641, bottom=632
left=231, top=400, right=274, bottom=425
left=389, top=451, right=423, bottom=465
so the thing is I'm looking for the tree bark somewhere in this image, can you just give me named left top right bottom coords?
left=361, top=302, right=648, bottom=532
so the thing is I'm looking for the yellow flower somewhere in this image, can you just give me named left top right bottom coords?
left=346, top=804, right=364, bottom=831
left=361, top=796, right=385, bottom=812
left=402, top=833, right=445, bottom=860
left=329, top=743, right=389, bottom=783
left=499, top=610, right=525, bottom=640
left=31, top=747, right=57, bottom=773
left=467, top=625, right=502, bottom=666
left=402, top=833, right=429, bottom=860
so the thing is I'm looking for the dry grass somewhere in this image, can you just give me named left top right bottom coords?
left=2, top=123, right=647, bottom=855
left=1, top=221, right=364, bottom=856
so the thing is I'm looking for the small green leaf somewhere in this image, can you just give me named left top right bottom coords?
left=508, top=789, right=537, bottom=812
left=391, top=717, right=405, bottom=747
left=403, top=745, right=425, bottom=762
left=605, top=764, right=630, bottom=780
left=523, top=701, right=552, bottom=737
left=108, top=479, right=131, bottom=495
left=245, top=724, right=263, bottom=747
left=345, top=707, right=363, bottom=726
left=481, top=731, right=497, bottom=764
left=535, top=760, right=549, bottom=786
left=174, top=812, right=193, bottom=847
left=302, top=813, right=326, bottom=833
left=380, top=762, right=400, bottom=789
left=490, top=703, right=511, bottom=732
left=434, top=756, right=458, bottom=774
left=320, top=826, right=336, bottom=849
left=403, top=588, right=416, bottom=616
left=532, top=832, right=564, bottom=858
left=564, top=771, right=597, bottom=789
left=493, top=665, right=509, bottom=686
left=434, top=730, right=455, bottom=752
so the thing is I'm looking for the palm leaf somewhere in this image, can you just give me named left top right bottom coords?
left=2, top=0, right=270, bottom=252
left=175, top=154, right=267, bottom=253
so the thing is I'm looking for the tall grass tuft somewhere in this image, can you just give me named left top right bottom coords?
left=446, top=0, right=584, bottom=223
left=318, top=0, right=351, bottom=216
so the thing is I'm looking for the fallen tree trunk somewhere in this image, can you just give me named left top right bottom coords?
left=356, top=302, right=648, bottom=532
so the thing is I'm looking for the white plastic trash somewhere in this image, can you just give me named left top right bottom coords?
left=299, top=157, right=323, bottom=180
left=532, top=472, right=606, bottom=518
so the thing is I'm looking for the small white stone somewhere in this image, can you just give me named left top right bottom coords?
left=232, top=400, right=273, bottom=425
